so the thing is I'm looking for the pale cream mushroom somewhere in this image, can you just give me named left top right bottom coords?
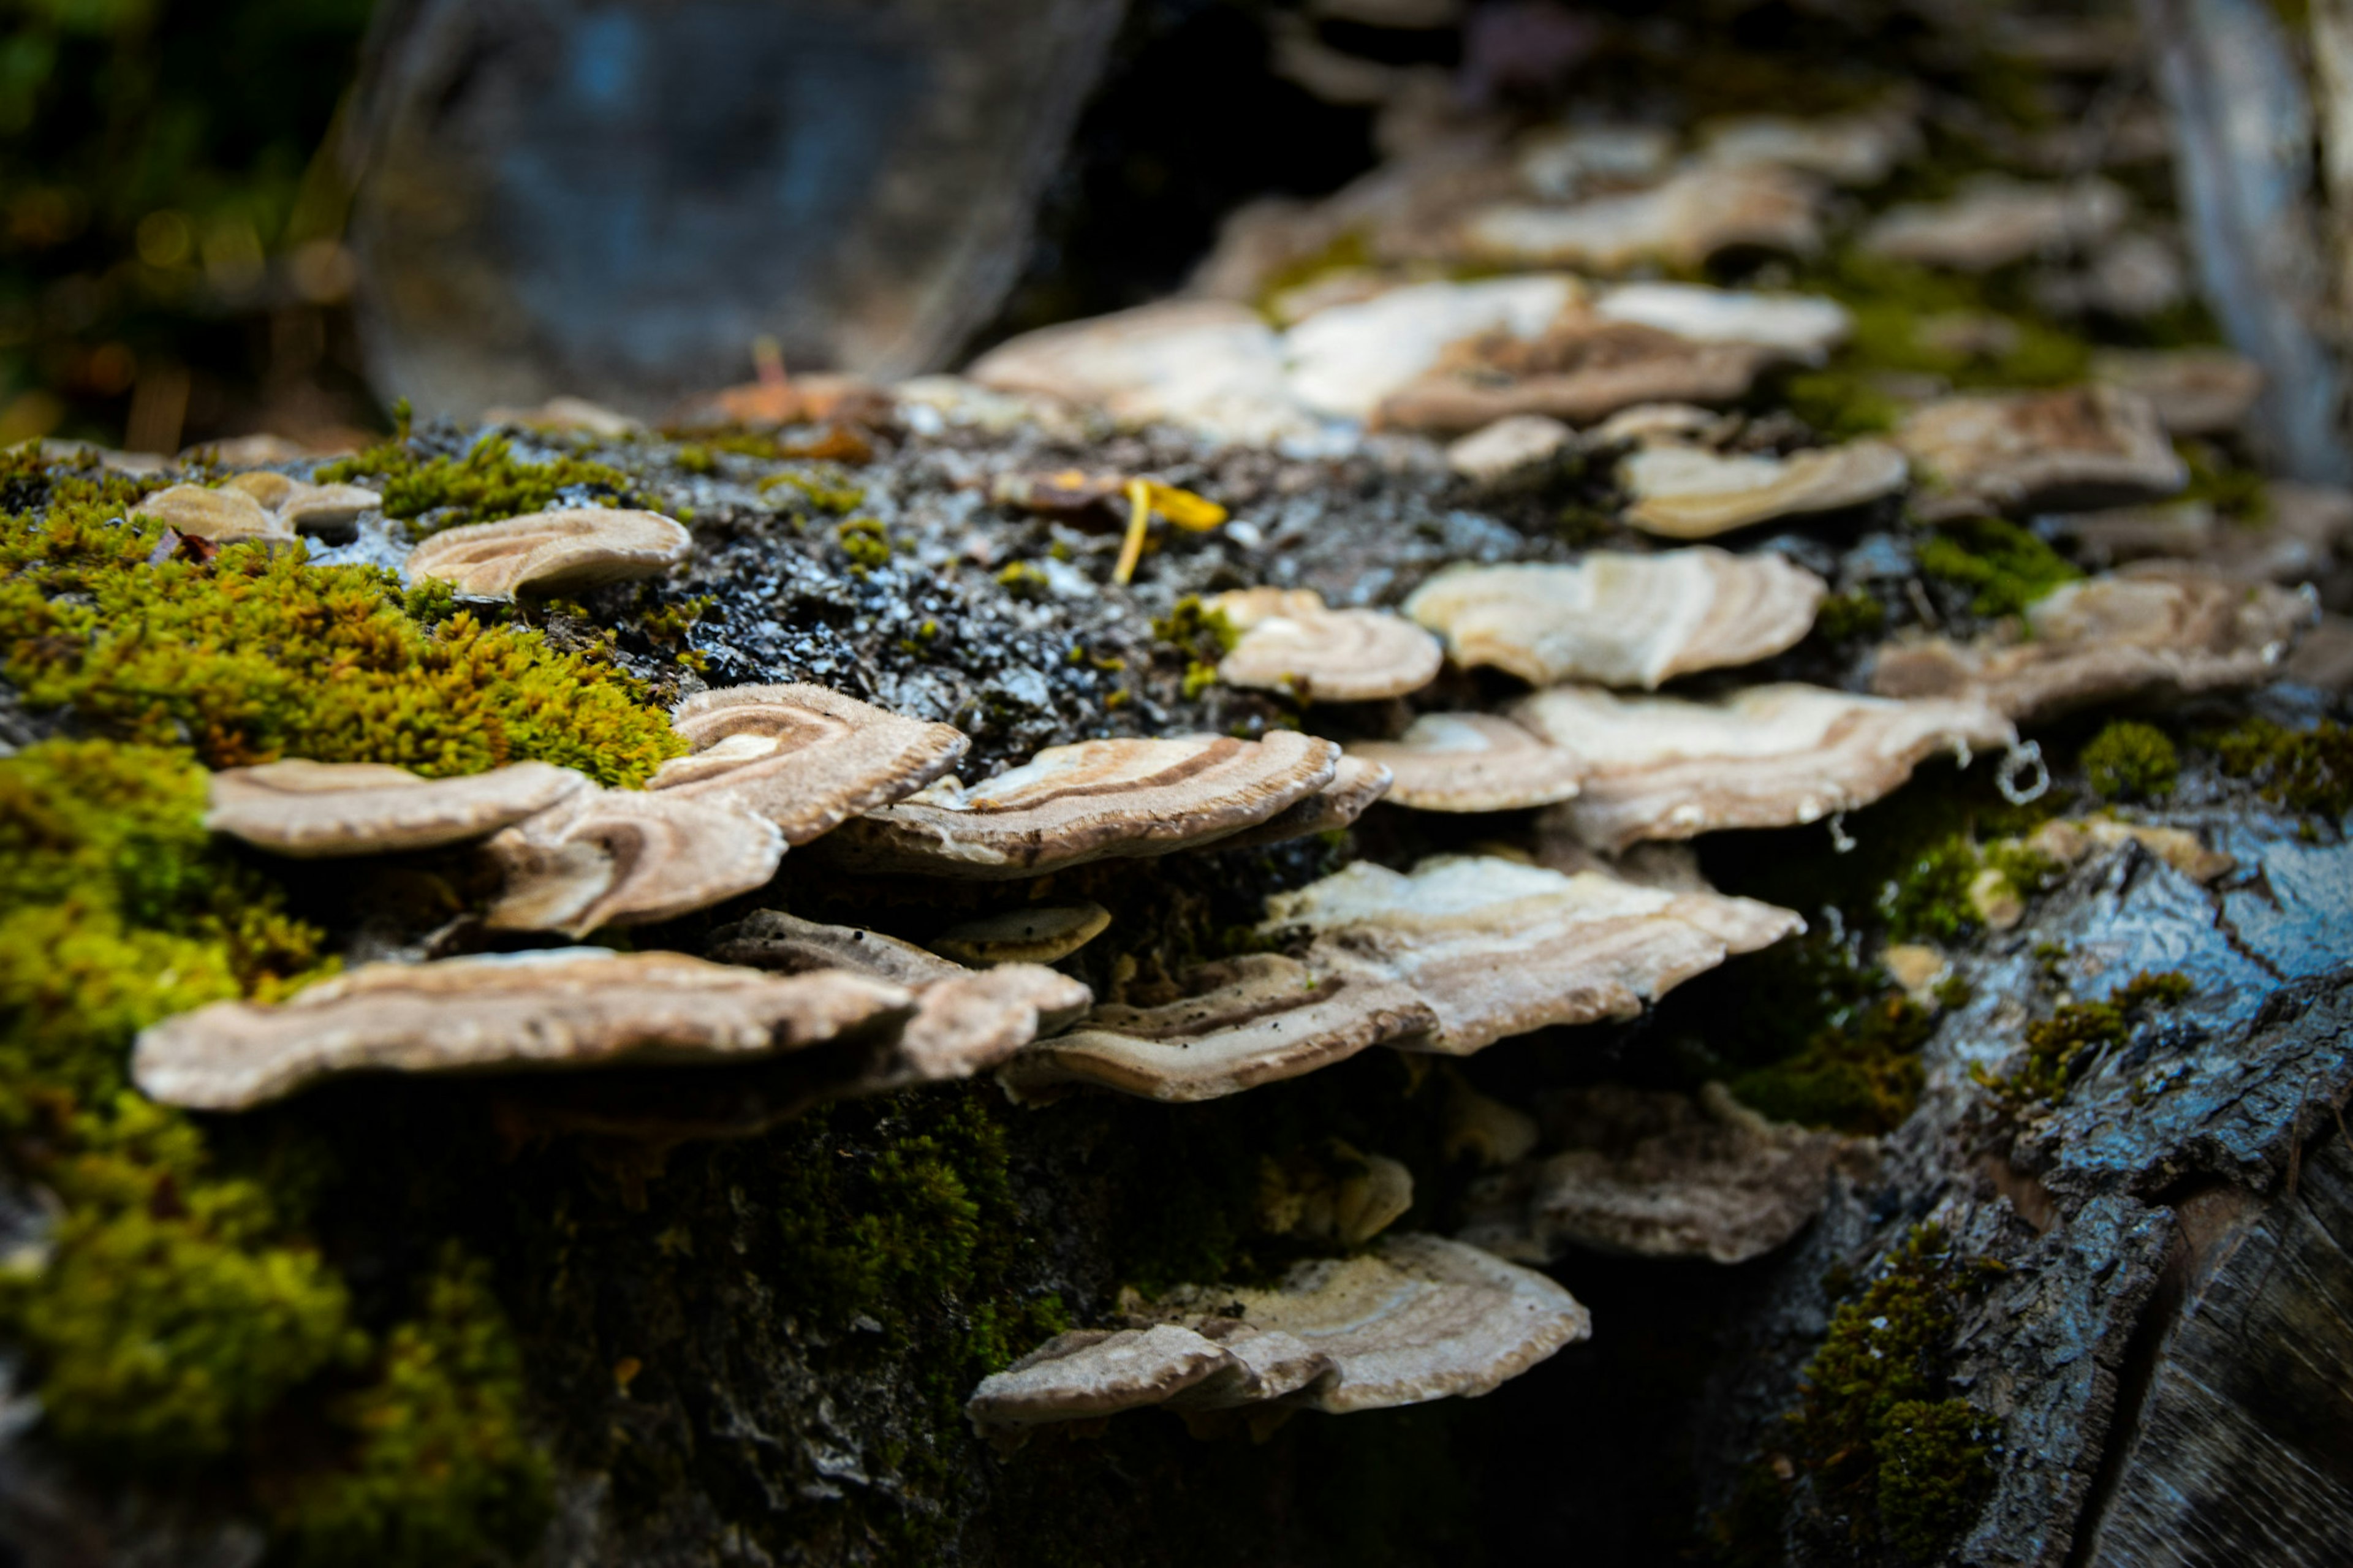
left=1281, top=275, right=1585, bottom=422
left=1404, top=550, right=1826, bottom=689
left=1210, top=588, right=1444, bottom=702
left=648, top=683, right=969, bottom=844
left=1344, top=713, right=1583, bottom=812
left=965, top=1324, right=1335, bottom=1442
left=1458, top=1083, right=1874, bottom=1266
left=1262, top=855, right=1803, bottom=1055
left=131, top=949, right=915, bottom=1111
left=1895, top=385, right=2186, bottom=516
left=929, top=903, right=1112, bottom=966
left=1377, top=315, right=1786, bottom=436
left=1699, top=112, right=1914, bottom=186
left=404, top=508, right=692, bottom=599
left=1207, top=752, right=1394, bottom=852
left=1592, top=282, right=1851, bottom=360
left=2088, top=347, right=2264, bottom=436
left=131, top=484, right=292, bottom=545
left=1860, top=176, right=2128, bottom=271
left=1869, top=566, right=2316, bottom=722
left=219, top=471, right=384, bottom=541
left=205, top=759, right=588, bottom=857
left=1459, top=164, right=1824, bottom=273
left=1444, top=414, right=1576, bottom=484
left=998, top=953, right=1436, bottom=1103
left=822, top=732, right=1340, bottom=879
left=1621, top=439, right=1909, bottom=540
left=483, top=789, right=785, bottom=936
left=1515, top=683, right=2015, bottom=852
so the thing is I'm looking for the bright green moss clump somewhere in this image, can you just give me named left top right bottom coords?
left=2082, top=720, right=2179, bottom=801
left=319, top=431, right=635, bottom=532
left=1976, top=969, right=2192, bottom=1110
left=2210, top=716, right=2353, bottom=819
left=1915, top=517, right=2080, bottom=618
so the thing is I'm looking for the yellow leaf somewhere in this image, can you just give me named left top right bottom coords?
left=1142, top=482, right=1226, bottom=531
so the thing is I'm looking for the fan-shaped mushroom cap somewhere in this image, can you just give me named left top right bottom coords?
left=824, top=732, right=1341, bottom=879
left=1862, top=176, right=2127, bottom=271
left=1344, top=713, right=1584, bottom=812
left=1148, top=1233, right=1592, bottom=1413
left=968, top=1325, right=1249, bottom=1433
left=964, top=298, right=1314, bottom=444
left=1210, top=589, right=1443, bottom=702
left=404, top=509, right=692, bottom=599
left=894, top=964, right=1095, bottom=1084
left=1262, top=855, right=1801, bottom=1055
left=1404, top=550, right=1827, bottom=689
left=1208, top=754, right=1394, bottom=852
left=1869, top=566, right=2316, bottom=721
left=131, top=949, right=915, bottom=1111
left=999, top=952, right=1437, bottom=1103
left=1460, top=164, right=1824, bottom=272
left=484, top=790, right=785, bottom=936
left=1896, top=385, right=2186, bottom=515
left=1622, top=439, right=1908, bottom=539
left=132, top=484, right=292, bottom=545
left=2090, top=347, right=2263, bottom=436
left=221, top=471, right=383, bottom=540
left=648, top=683, right=969, bottom=844
left=1377, top=316, right=1784, bottom=436
left=705, top=909, right=968, bottom=986
left=1594, top=283, right=1851, bottom=360
left=206, top=759, right=589, bottom=857
left=1281, top=275, right=1585, bottom=421
left=930, top=903, right=1112, bottom=966
left=1445, top=414, right=1577, bottom=483
left=1515, top=683, right=2015, bottom=852
left=1458, top=1083, right=1876, bottom=1266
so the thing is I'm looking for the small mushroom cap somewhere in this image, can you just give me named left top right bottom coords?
left=1150, top=1233, right=1591, bottom=1414
left=206, top=759, right=589, bottom=857
left=404, top=508, right=692, bottom=599
left=1446, top=414, right=1577, bottom=483
left=705, top=908, right=967, bottom=987
left=1621, top=439, right=1908, bottom=539
left=132, top=484, right=292, bottom=544
left=222, top=471, right=382, bottom=539
left=930, top=903, right=1112, bottom=966
left=999, top=953, right=1437, bottom=1103
left=824, top=732, right=1341, bottom=879
left=649, top=683, right=970, bottom=844
left=966, top=1324, right=1261, bottom=1433
left=131, top=948, right=915, bottom=1111
left=1895, top=384, right=2186, bottom=515
left=1377, top=317, right=1783, bottom=435
left=1345, top=713, right=1584, bottom=812
left=1404, top=549, right=1827, bottom=689
left=1594, top=282, right=1852, bottom=358
left=1515, top=683, right=2016, bottom=852
left=894, top=964, right=1094, bottom=1085
left=1262, top=855, right=1802, bottom=1055
left=1211, top=591, right=1444, bottom=702
left=1208, top=754, right=1393, bottom=851
left=484, top=789, right=785, bottom=937
left=1458, top=1083, right=1876, bottom=1265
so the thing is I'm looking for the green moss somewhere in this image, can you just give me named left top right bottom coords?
left=1874, top=1399, right=1998, bottom=1558
left=995, top=559, right=1050, bottom=600
left=1879, top=836, right=1981, bottom=943
left=1976, top=969, right=2192, bottom=1110
left=1983, top=840, right=2063, bottom=901
left=2174, top=439, right=2270, bottom=524
left=2082, top=720, right=2179, bottom=801
left=835, top=516, right=892, bottom=572
left=756, top=467, right=865, bottom=515
left=1252, top=229, right=1374, bottom=317
left=1916, top=517, right=2081, bottom=618
left=273, top=1249, right=551, bottom=1568
left=2210, top=716, right=2353, bottom=819
left=1811, top=589, right=1887, bottom=643
left=319, top=433, right=636, bottom=533
left=1730, top=991, right=1930, bottom=1136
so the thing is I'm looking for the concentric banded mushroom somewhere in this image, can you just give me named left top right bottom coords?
left=705, top=908, right=966, bottom=986
left=1869, top=566, right=2315, bottom=721
left=205, top=759, right=589, bottom=857
left=2089, top=347, right=2264, bottom=436
left=1377, top=316, right=1786, bottom=436
left=1621, top=439, right=1908, bottom=539
left=929, top=903, right=1112, bottom=966
left=1262, top=855, right=1803, bottom=1056
left=1404, top=550, right=1827, bottom=689
left=1895, top=385, right=2186, bottom=515
left=1210, top=588, right=1443, bottom=702
left=964, top=1324, right=1334, bottom=1441
left=1457, top=1083, right=1875, bottom=1266
left=1210, top=754, right=1394, bottom=851
left=648, top=683, right=970, bottom=844
left=483, top=789, right=785, bottom=936
left=1344, top=714, right=1584, bottom=812
left=1592, top=282, right=1852, bottom=358
left=131, top=949, right=915, bottom=1111
left=893, top=965, right=1094, bottom=1085
left=1514, top=683, right=2016, bottom=852
left=822, top=732, right=1341, bottom=879
left=404, top=508, right=692, bottom=599
left=998, top=952, right=1437, bottom=1103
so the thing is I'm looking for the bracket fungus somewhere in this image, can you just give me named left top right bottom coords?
left=965, top=1323, right=1334, bottom=1444
left=131, top=949, right=915, bottom=1112
left=822, top=732, right=1341, bottom=878
left=707, top=908, right=966, bottom=986
left=1344, top=713, right=1585, bottom=812
left=1209, top=588, right=1443, bottom=702
left=1515, top=683, right=2015, bottom=852
left=1259, top=1141, right=1416, bottom=1248
left=1459, top=164, right=1824, bottom=273
left=1208, top=753, right=1395, bottom=852
left=1860, top=176, right=2128, bottom=271
left=483, top=789, right=786, bottom=936
left=205, top=759, right=589, bottom=857
left=647, top=683, right=970, bottom=844
left=1591, top=282, right=1851, bottom=360
left=1458, top=1083, right=1876, bottom=1266
left=1444, top=414, right=1577, bottom=484
left=131, top=483, right=293, bottom=545
left=1870, top=566, right=2316, bottom=721
left=1262, top=856, right=1803, bottom=1056
left=1404, top=550, right=1827, bottom=689
left=928, top=902, right=1113, bottom=966
left=1621, top=439, right=1909, bottom=539
left=1895, top=385, right=2187, bottom=515
left=220, top=470, right=384, bottom=542
left=403, top=507, right=693, bottom=599
left=998, top=953, right=1436, bottom=1103
left=1376, top=314, right=1787, bottom=436
left=2088, top=347, right=2264, bottom=436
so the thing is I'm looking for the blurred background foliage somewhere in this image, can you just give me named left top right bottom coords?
left=1, top=0, right=379, bottom=453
